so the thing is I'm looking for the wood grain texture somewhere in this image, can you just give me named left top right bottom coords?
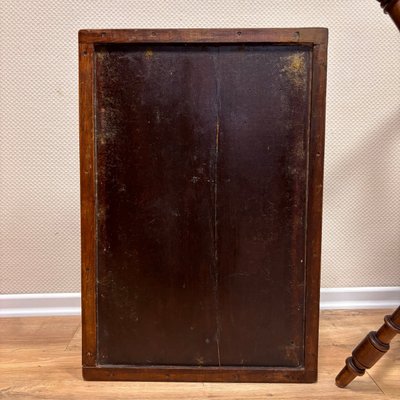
left=1, top=310, right=399, bottom=399
left=78, top=28, right=328, bottom=45
left=304, top=39, right=328, bottom=377
left=79, top=28, right=328, bottom=382
left=79, top=42, right=96, bottom=368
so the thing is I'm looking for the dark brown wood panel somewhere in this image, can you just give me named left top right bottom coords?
left=216, top=46, right=311, bottom=367
left=95, top=45, right=219, bottom=366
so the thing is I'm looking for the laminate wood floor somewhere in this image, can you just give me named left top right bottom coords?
left=0, top=309, right=399, bottom=399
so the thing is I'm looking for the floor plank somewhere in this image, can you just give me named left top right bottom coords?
left=0, top=310, right=398, bottom=399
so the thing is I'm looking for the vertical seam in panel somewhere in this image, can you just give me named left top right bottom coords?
left=213, top=47, right=221, bottom=366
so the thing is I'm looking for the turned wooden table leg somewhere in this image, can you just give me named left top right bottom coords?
left=377, top=0, right=400, bottom=30
left=336, top=0, right=400, bottom=390
left=335, top=306, right=400, bottom=388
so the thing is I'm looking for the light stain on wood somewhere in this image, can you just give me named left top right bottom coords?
left=145, top=48, right=154, bottom=59
left=280, top=52, right=306, bottom=89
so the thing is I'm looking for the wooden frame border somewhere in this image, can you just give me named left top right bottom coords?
left=79, top=41, right=96, bottom=368
left=79, top=28, right=328, bottom=383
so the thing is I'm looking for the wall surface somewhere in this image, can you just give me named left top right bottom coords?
left=0, top=0, right=399, bottom=294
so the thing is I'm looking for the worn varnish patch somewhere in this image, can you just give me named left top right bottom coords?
left=94, top=44, right=312, bottom=368
left=144, top=48, right=153, bottom=59
left=280, top=52, right=306, bottom=89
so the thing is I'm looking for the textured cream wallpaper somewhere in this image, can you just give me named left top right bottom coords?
left=0, top=1, right=399, bottom=294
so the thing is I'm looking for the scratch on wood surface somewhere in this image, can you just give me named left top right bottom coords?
left=212, top=50, right=222, bottom=367
left=216, top=118, right=220, bottom=150
left=214, top=114, right=221, bottom=367
left=209, top=112, right=222, bottom=366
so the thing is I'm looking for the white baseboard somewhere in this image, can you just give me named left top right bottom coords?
left=320, top=286, right=400, bottom=310
left=1, top=287, right=399, bottom=317
left=0, top=293, right=81, bottom=317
